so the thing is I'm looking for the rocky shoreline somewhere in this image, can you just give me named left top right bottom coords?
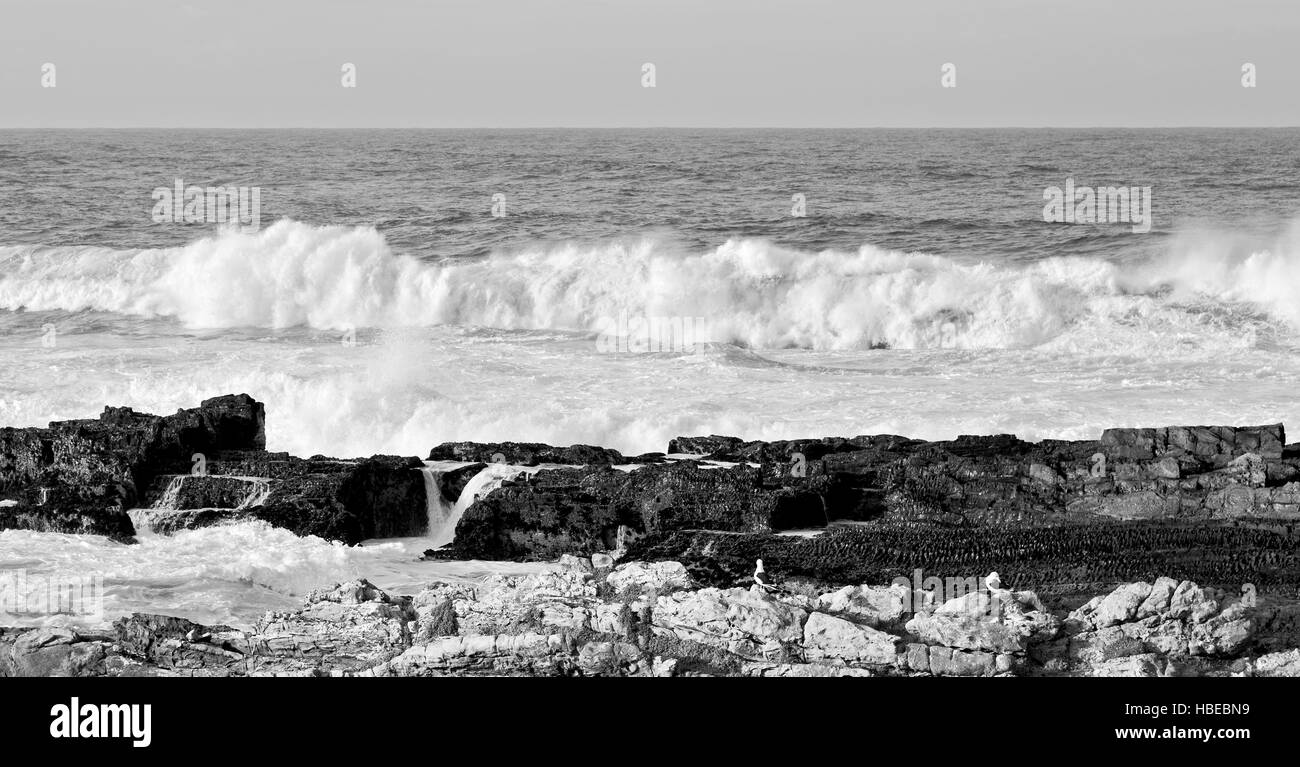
left=3, top=394, right=1300, bottom=676
left=4, top=560, right=1299, bottom=677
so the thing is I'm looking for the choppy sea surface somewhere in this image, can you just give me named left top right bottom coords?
left=2, top=129, right=1299, bottom=627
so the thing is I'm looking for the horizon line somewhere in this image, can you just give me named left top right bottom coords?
left=4, top=125, right=1300, bottom=131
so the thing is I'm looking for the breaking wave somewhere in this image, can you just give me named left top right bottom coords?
left=2, top=218, right=1299, bottom=351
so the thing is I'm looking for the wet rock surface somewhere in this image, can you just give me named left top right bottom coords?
left=4, top=395, right=1299, bottom=678
left=2, top=397, right=436, bottom=544
left=0, top=395, right=264, bottom=540
left=427, top=442, right=627, bottom=466
left=7, top=396, right=1299, bottom=568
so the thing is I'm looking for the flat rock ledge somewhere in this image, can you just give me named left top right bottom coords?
left=4, top=559, right=1298, bottom=678
left=7, top=395, right=1300, bottom=563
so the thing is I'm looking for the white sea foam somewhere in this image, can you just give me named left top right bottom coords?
left=3, top=219, right=1298, bottom=351
left=0, top=521, right=550, bottom=629
left=1, top=220, right=1298, bottom=461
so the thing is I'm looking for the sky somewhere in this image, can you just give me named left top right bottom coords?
left=0, top=0, right=1297, bottom=128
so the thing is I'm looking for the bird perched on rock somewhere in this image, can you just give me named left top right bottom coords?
left=753, top=559, right=776, bottom=591
left=985, top=571, right=1009, bottom=621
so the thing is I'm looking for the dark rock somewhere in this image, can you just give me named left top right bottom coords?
left=449, top=461, right=824, bottom=560
left=426, top=441, right=625, bottom=466
left=449, top=466, right=632, bottom=560
left=0, top=395, right=434, bottom=544
left=114, top=614, right=215, bottom=661
left=624, top=521, right=1300, bottom=599
left=144, top=474, right=269, bottom=510
left=0, top=394, right=264, bottom=538
left=146, top=455, right=428, bottom=544
left=1100, top=424, right=1284, bottom=466
left=334, top=455, right=428, bottom=539
left=666, top=435, right=744, bottom=456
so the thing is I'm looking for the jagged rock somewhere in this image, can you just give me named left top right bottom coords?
left=427, top=442, right=626, bottom=466
left=1, top=566, right=1292, bottom=677
left=1168, top=581, right=1222, bottom=622
left=813, top=584, right=910, bottom=628
left=605, top=561, right=693, bottom=595
left=1253, top=649, right=1300, bottom=677
left=447, top=568, right=598, bottom=636
left=574, top=641, right=642, bottom=675
left=666, top=435, right=745, bottom=457
left=948, top=649, right=997, bottom=677
left=306, top=579, right=398, bottom=605
left=1067, top=626, right=1147, bottom=665
left=1091, top=582, right=1154, bottom=628
left=652, top=656, right=679, bottom=677
left=928, top=645, right=953, bottom=674
left=899, top=643, right=927, bottom=673
left=906, top=589, right=1058, bottom=654
left=1091, top=653, right=1166, bottom=677
left=141, top=454, right=430, bottom=544
left=802, top=612, right=899, bottom=664
left=412, top=583, right=477, bottom=638
left=925, top=646, right=996, bottom=676
left=0, top=396, right=441, bottom=544
left=908, top=611, right=1027, bottom=655
left=9, top=396, right=1299, bottom=562
left=241, top=455, right=427, bottom=543
left=0, top=394, right=264, bottom=539
left=0, top=628, right=107, bottom=677
left=1136, top=576, right=1179, bottom=619
left=244, top=580, right=415, bottom=672
left=648, top=586, right=808, bottom=660
left=372, top=633, right=565, bottom=677
left=450, top=461, right=821, bottom=560
left=1100, top=424, right=1284, bottom=465
left=1061, top=580, right=1254, bottom=666
left=742, top=661, right=872, bottom=677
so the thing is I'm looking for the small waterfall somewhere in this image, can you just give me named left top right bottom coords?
left=421, top=463, right=461, bottom=547
left=128, top=508, right=159, bottom=537
left=420, top=462, right=540, bottom=547
left=236, top=478, right=272, bottom=509
left=132, top=475, right=270, bottom=538
left=151, top=476, right=187, bottom=509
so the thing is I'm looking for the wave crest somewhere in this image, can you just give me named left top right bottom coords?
left=2, top=219, right=1298, bottom=351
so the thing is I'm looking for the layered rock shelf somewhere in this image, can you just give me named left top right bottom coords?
left=3, top=558, right=1298, bottom=677
left=5, top=395, right=1298, bottom=553
left=4, top=394, right=1300, bottom=676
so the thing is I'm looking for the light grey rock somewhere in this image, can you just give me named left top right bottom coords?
left=1252, top=649, right=1300, bottom=677
left=1092, top=581, right=1153, bottom=628
left=1091, top=653, right=1166, bottom=677
left=906, top=643, right=930, bottom=673
left=742, top=662, right=872, bottom=678
left=1136, top=576, right=1179, bottom=619
left=649, top=587, right=808, bottom=660
left=813, top=584, right=910, bottom=627
left=605, top=561, right=693, bottom=595
left=802, top=611, right=899, bottom=665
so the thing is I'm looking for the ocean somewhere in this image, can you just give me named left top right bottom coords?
left=3, top=128, right=1300, bottom=627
